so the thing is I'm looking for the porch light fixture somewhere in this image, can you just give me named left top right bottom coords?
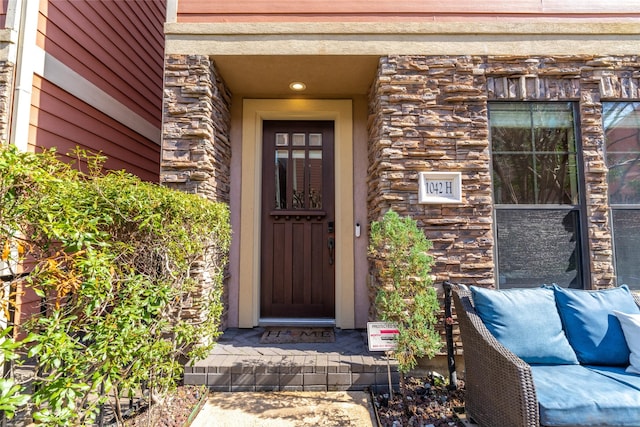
left=289, top=81, right=306, bottom=91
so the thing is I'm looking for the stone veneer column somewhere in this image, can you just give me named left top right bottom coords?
left=368, top=55, right=495, bottom=287
left=585, top=56, right=640, bottom=288
left=161, top=55, right=232, bottom=327
left=579, top=59, right=614, bottom=289
left=161, top=55, right=231, bottom=203
left=0, top=59, right=12, bottom=335
left=0, top=61, right=14, bottom=143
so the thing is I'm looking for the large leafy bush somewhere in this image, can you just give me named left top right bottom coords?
left=0, top=146, right=230, bottom=424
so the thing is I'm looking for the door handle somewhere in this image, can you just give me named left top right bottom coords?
left=328, top=237, right=335, bottom=265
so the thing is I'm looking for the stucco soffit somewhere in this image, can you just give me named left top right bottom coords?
left=164, top=22, right=640, bottom=56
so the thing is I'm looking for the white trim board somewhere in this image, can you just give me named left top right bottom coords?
left=10, top=0, right=39, bottom=150
left=13, top=41, right=160, bottom=147
left=36, top=48, right=160, bottom=144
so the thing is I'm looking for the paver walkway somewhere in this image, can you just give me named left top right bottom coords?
left=185, top=328, right=399, bottom=392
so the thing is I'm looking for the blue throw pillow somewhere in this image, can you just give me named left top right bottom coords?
left=471, top=286, right=579, bottom=365
left=552, top=285, right=640, bottom=366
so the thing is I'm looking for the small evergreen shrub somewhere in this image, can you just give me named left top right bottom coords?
left=368, top=209, right=441, bottom=374
left=0, top=146, right=230, bottom=424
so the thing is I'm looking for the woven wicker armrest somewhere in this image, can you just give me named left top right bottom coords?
left=453, top=286, right=540, bottom=427
left=633, top=292, right=640, bottom=309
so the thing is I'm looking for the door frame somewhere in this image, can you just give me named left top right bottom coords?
left=239, top=99, right=354, bottom=328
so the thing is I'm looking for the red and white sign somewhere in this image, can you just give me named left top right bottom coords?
left=367, top=322, right=400, bottom=351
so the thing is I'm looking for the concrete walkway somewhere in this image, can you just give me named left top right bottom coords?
left=191, top=391, right=376, bottom=427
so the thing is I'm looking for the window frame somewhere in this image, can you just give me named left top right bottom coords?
left=489, top=101, right=590, bottom=289
left=603, top=101, right=640, bottom=288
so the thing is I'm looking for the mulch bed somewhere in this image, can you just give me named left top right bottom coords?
left=374, top=376, right=466, bottom=427
left=122, top=386, right=207, bottom=427
left=121, top=376, right=465, bottom=427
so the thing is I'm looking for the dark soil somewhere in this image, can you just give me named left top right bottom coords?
left=122, top=386, right=206, bottom=427
left=122, top=377, right=465, bottom=427
left=374, top=376, right=466, bottom=427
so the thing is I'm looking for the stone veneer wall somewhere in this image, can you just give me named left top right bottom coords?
left=0, top=59, right=12, bottom=332
left=0, top=60, right=14, bottom=143
left=161, top=55, right=232, bottom=328
left=162, top=55, right=231, bottom=202
left=369, top=55, right=494, bottom=288
left=369, top=55, right=640, bottom=293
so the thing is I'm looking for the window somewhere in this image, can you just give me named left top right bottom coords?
left=604, top=102, right=640, bottom=289
left=490, top=102, right=584, bottom=288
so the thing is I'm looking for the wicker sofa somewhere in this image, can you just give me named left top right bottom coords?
left=453, top=284, right=640, bottom=427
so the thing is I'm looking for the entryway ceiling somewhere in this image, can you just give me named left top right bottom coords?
left=212, top=55, right=380, bottom=97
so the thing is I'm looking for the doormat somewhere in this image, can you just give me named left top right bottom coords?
left=260, top=327, right=335, bottom=344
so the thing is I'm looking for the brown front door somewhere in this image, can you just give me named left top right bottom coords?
left=261, top=120, right=335, bottom=319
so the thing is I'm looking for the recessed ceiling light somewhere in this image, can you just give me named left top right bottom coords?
left=289, top=82, right=306, bottom=91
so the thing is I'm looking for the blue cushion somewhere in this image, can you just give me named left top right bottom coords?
left=553, top=285, right=640, bottom=365
left=587, top=365, right=640, bottom=391
left=531, top=364, right=640, bottom=426
left=470, top=286, right=578, bottom=364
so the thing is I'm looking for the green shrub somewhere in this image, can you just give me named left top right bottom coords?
left=0, top=146, right=230, bottom=424
left=368, top=210, right=441, bottom=374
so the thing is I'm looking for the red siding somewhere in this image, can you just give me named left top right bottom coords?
left=38, top=0, right=165, bottom=127
left=0, top=0, right=7, bottom=28
left=178, top=0, right=640, bottom=22
left=542, top=0, right=640, bottom=13
left=29, top=76, right=160, bottom=182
